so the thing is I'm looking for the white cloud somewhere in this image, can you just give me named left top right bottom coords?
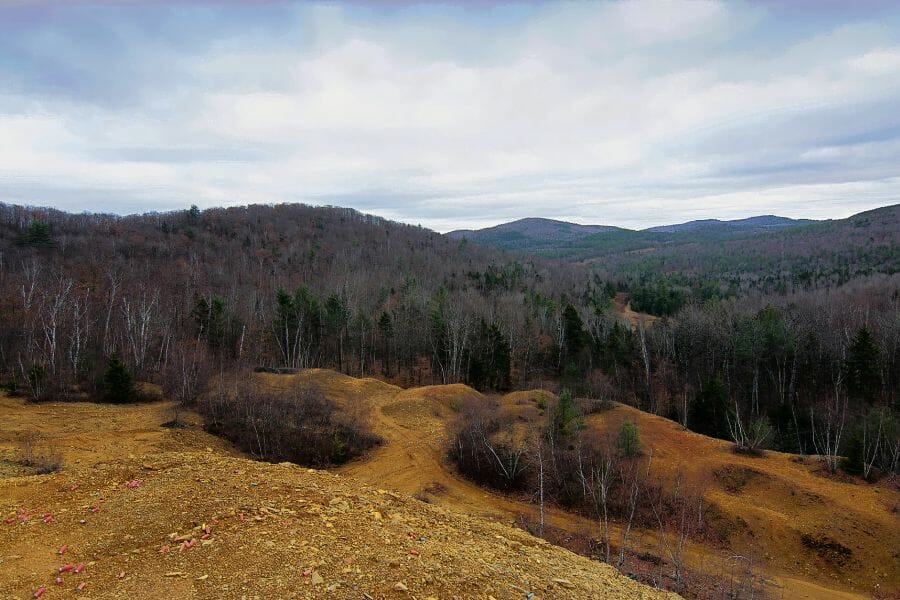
left=848, top=47, right=900, bottom=74
left=1, top=1, right=899, bottom=230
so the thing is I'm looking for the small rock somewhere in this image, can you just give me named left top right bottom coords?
left=310, top=571, right=324, bottom=585
left=393, top=581, right=408, bottom=591
left=552, top=578, right=575, bottom=589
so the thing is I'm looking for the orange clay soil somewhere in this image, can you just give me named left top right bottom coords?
left=269, top=369, right=897, bottom=600
left=0, top=392, right=670, bottom=600
left=588, top=405, right=900, bottom=599
left=4, top=370, right=899, bottom=599
left=613, top=292, right=657, bottom=328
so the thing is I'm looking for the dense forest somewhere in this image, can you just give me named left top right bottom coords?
left=0, top=202, right=592, bottom=392
left=453, top=205, right=900, bottom=307
left=1, top=201, right=897, bottom=477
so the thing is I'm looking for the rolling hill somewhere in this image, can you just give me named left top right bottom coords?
left=447, top=204, right=900, bottom=292
left=448, top=214, right=814, bottom=250
left=0, top=390, right=670, bottom=600
left=0, top=201, right=592, bottom=393
left=449, top=217, right=621, bottom=251
left=644, top=215, right=814, bottom=233
left=3, top=371, right=897, bottom=599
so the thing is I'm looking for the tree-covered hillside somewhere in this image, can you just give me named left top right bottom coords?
left=453, top=205, right=900, bottom=301
left=1, top=202, right=897, bottom=478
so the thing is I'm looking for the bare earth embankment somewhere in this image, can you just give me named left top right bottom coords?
left=281, top=370, right=897, bottom=600
left=0, top=394, right=669, bottom=599
left=2, top=370, right=898, bottom=599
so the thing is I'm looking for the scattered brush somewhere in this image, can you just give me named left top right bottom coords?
left=18, top=431, right=64, bottom=474
left=199, top=374, right=382, bottom=467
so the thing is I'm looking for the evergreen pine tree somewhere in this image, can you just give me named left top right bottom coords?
left=845, top=325, right=880, bottom=403
left=552, top=389, right=583, bottom=437
left=103, top=353, right=135, bottom=404
left=689, top=377, right=729, bottom=439
left=618, top=421, right=642, bottom=457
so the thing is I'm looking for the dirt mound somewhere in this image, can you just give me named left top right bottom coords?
left=318, top=370, right=898, bottom=599
left=0, top=396, right=235, bottom=474
left=0, top=450, right=667, bottom=599
left=229, top=371, right=900, bottom=598
left=589, top=404, right=900, bottom=597
left=713, top=465, right=768, bottom=494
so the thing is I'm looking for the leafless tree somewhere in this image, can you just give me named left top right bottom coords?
left=617, top=448, right=651, bottom=569
left=727, top=398, right=772, bottom=454
left=121, top=287, right=159, bottom=374
left=810, top=375, right=848, bottom=473
left=102, top=270, right=121, bottom=356
left=861, top=408, right=886, bottom=480
left=67, top=286, right=91, bottom=380
left=580, top=437, right=615, bottom=563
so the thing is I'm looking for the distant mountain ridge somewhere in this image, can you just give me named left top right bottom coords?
left=644, top=215, right=814, bottom=233
left=448, top=217, right=621, bottom=251
left=448, top=213, right=815, bottom=251
left=445, top=204, right=900, bottom=288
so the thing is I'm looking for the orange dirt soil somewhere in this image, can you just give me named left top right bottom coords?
left=613, top=293, right=658, bottom=328
left=3, top=369, right=899, bottom=599
left=0, top=393, right=670, bottom=599
left=286, top=369, right=897, bottom=600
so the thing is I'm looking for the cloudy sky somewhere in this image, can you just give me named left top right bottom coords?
left=2, top=1, right=900, bottom=231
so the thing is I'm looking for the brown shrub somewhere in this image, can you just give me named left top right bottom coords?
left=447, top=399, right=531, bottom=491
left=199, top=376, right=381, bottom=467
left=18, top=431, right=63, bottom=474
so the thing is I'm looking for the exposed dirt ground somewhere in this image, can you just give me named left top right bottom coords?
left=589, top=406, right=900, bottom=599
left=3, top=370, right=899, bottom=600
left=0, top=394, right=669, bottom=599
left=273, top=370, right=897, bottom=600
left=613, top=293, right=657, bottom=328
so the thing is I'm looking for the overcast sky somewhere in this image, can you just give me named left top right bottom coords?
left=2, top=1, right=900, bottom=232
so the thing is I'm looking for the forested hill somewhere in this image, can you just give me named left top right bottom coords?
left=1, top=201, right=899, bottom=475
left=448, top=217, right=620, bottom=251
left=450, top=204, right=900, bottom=295
left=0, top=202, right=573, bottom=300
left=644, top=214, right=813, bottom=233
left=0, top=202, right=594, bottom=394
left=448, top=213, right=814, bottom=250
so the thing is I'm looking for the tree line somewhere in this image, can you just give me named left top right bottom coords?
left=1, top=201, right=897, bottom=478
left=0, top=202, right=591, bottom=397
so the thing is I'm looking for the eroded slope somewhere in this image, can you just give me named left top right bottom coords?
left=0, top=395, right=669, bottom=599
